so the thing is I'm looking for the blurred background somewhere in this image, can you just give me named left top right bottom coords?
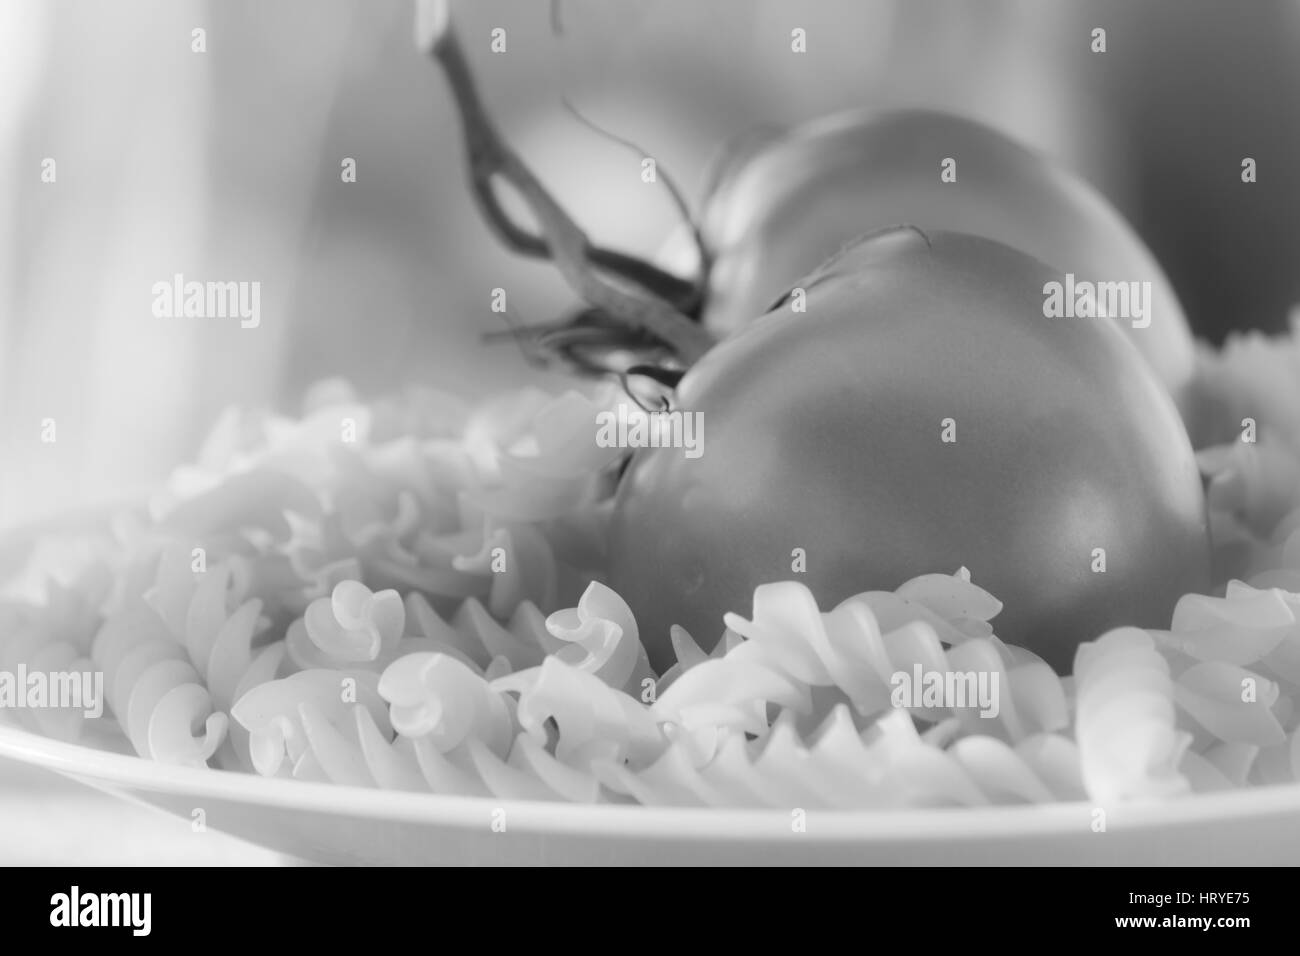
left=3, top=0, right=1300, bottom=531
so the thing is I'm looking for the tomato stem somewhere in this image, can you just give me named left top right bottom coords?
left=558, top=96, right=713, bottom=291
left=418, top=0, right=716, bottom=364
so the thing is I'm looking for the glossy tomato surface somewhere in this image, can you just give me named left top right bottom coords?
left=694, top=109, right=1196, bottom=402
left=610, top=229, right=1211, bottom=674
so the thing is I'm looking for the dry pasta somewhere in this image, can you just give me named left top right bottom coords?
left=3, top=343, right=1300, bottom=808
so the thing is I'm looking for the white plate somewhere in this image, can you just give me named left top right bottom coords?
left=2, top=507, right=1299, bottom=865
left=1, top=722, right=1298, bottom=865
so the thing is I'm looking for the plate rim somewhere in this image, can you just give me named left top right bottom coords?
left=4, top=723, right=1299, bottom=842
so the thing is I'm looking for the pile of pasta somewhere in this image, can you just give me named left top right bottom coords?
left=5, top=321, right=1300, bottom=809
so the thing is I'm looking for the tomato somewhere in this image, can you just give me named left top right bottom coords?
left=422, top=9, right=1210, bottom=674
left=686, top=109, right=1196, bottom=404
left=608, top=228, right=1211, bottom=674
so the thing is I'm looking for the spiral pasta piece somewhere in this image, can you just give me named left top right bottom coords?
left=1158, top=584, right=1294, bottom=667
left=1174, top=662, right=1285, bottom=746
left=302, top=579, right=404, bottom=664
left=0, top=619, right=96, bottom=743
left=1074, top=627, right=1191, bottom=803
left=1189, top=325, right=1300, bottom=452
left=493, top=656, right=663, bottom=769
left=230, top=669, right=389, bottom=781
left=92, top=597, right=226, bottom=766
left=364, top=654, right=613, bottom=801
left=378, top=652, right=513, bottom=756
left=1198, top=437, right=1300, bottom=535
left=655, top=576, right=1062, bottom=745
left=0, top=562, right=113, bottom=742
left=542, top=582, right=653, bottom=694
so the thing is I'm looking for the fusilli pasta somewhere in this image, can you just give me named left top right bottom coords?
left=4, top=347, right=1300, bottom=809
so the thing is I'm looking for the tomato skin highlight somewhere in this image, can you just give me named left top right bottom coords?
left=695, top=109, right=1195, bottom=403
left=609, top=229, right=1211, bottom=675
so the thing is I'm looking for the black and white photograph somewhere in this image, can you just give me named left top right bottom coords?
left=0, top=0, right=1294, bottom=905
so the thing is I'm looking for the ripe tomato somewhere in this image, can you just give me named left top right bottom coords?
left=422, top=10, right=1209, bottom=675
left=609, top=228, right=1211, bottom=674
left=687, top=109, right=1196, bottom=403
